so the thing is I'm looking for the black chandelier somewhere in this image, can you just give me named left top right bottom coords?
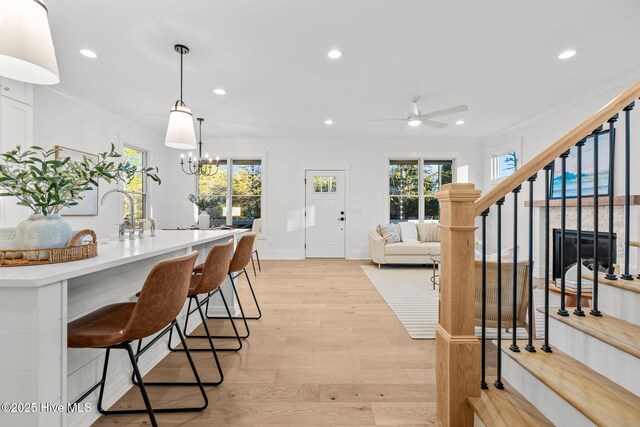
left=180, top=118, right=220, bottom=176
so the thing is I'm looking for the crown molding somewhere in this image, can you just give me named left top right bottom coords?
left=482, top=68, right=640, bottom=143
left=38, top=86, right=161, bottom=138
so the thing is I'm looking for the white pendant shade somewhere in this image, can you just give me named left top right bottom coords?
left=165, top=105, right=197, bottom=149
left=0, top=0, right=60, bottom=85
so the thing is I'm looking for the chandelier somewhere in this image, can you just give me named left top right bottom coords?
left=180, top=118, right=220, bottom=176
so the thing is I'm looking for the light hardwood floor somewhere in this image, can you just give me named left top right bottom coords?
left=95, top=259, right=437, bottom=426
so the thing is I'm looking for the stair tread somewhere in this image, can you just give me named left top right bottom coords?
left=502, top=340, right=640, bottom=426
left=545, top=308, right=640, bottom=359
left=467, top=380, right=553, bottom=427
left=582, top=272, right=640, bottom=294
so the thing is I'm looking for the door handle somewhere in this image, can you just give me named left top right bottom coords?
left=339, top=217, right=345, bottom=221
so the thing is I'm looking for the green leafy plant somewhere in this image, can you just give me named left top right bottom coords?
left=0, top=144, right=161, bottom=215
left=188, top=194, right=214, bottom=213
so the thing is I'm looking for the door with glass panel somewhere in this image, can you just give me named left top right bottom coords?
left=305, top=170, right=346, bottom=258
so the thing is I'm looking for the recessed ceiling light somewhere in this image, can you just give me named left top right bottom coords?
left=455, top=120, right=465, bottom=125
left=213, top=88, right=226, bottom=95
left=558, top=49, right=576, bottom=60
left=407, top=119, right=422, bottom=127
left=79, top=48, right=97, bottom=59
left=328, top=49, right=342, bottom=59
left=324, top=119, right=334, bottom=125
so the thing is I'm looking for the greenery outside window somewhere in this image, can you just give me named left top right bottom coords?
left=122, top=146, right=146, bottom=227
left=389, top=159, right=453, bottom=222
left=198, top=159, right=262, bottom=229
left=491, top=151, right=518, bottom=182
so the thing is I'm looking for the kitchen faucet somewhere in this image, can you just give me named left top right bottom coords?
left=100, top=189, right=141, bottom=240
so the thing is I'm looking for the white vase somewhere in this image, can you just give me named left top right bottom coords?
left=16, top=214, right=73, bottom=260
left=198, top=211, right=210, bottom=230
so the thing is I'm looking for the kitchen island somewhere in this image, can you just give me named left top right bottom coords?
left=0, top=229, right=245, bottom=427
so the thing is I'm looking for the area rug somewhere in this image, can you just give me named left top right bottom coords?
left=361, top=264, right=561, bottom=340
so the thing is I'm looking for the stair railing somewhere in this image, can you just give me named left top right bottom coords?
left=435, top=80, right=640, bottom=426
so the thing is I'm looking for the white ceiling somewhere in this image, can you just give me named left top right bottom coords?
left=46, top=0, right=640, bottom=141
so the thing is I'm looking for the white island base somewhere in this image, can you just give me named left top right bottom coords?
left=0, top=230, right=245, bottom=427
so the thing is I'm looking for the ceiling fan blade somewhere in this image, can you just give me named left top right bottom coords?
left=368, top=118, right=409, bottom=122
left=422, top=119, right=447, bottom=129
left=420, top=104, right=468, bottom=119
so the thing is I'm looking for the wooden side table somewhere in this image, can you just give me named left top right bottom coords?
left=549, top=282, right=592, bottom=307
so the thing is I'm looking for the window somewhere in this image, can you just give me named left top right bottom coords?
left=424, top=161, right=452, bottom=220
left=198, top=158, right=262, bottom=229
left=491, top=151, right=518, bottom=181
left=197, top=160, right=228, bottom=227
left=389, top=159, right=453, bottom=222
left=313, top=176, right=337, bottom=192
left=122, top=146, right=146, bottom=227
left=231, top=160, right=262, bottom=228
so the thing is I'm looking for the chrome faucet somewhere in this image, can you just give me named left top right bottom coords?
left=101, top=189, right=140, bottom=240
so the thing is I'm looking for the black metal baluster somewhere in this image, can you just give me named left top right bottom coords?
left=558, top=151, right=570, bottom=317
left=542, top=164, right=553, bottom=352
left=591, top=127, right=603, bottom=317
left=574, top=140, right=586, bottom=316
left=495, top=197, right=505, bottom=390
left=510, top=186, right=521, bottom=353
left=481, top=209, right=489, bottom=390
left=605, top=114, right=618, bottom=280
left=622, top=103, right=635, bottom=280
left=526, top=174, right=537, bottom=352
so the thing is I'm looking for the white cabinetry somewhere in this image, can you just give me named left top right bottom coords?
left=0, top=78, right=34, bottom=228
left=0, top=76, right=34, bottom=105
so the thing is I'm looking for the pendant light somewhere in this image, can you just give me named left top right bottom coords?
left=0, top=0, right=60, bottom=85
left=165, top=44, right=196, bottom=149
left=180, top=118, right=220, bottom=176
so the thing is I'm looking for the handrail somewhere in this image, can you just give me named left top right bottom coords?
left=475, top=79, right=640, bottom=216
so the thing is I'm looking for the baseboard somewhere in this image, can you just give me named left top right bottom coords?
left=347, top=250, right=369, bottom=259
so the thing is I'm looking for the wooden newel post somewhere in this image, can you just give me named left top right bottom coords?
left=436, top=183, right=481, bottom=427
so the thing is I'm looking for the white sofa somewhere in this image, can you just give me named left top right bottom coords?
left=368, top=222, right=441, bottom=267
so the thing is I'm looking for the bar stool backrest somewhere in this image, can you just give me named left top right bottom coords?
left=123, top=251, right=198, bottom=341
left=193, top=240, right=233, bottom=294
left=229, top=233, right=256, bottom=273
left=251, top=219, right=262, bottom=252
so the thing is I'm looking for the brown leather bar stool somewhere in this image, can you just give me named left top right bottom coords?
left=68, top=252, right=204, bottom=427
left=250, top=218, right=263, bottom=276
left=165, top=240, right=242, bottom=362
left=203, top=233, right=260, bottom=338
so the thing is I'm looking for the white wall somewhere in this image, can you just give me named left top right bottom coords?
left=162, top=139, right=485, bottom=259
left=15, top=87, right=485, bottom=259
left=28, top=87, right=180, bottom=238
left=480, top=72, right=640, bottom=273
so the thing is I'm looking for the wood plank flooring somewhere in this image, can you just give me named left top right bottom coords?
left=95, top=259, right=436, bottom=426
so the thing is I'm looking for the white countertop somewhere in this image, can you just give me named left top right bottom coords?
left=0, top=230, right=244, bottom=288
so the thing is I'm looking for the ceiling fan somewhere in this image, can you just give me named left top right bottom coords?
left=369, top=96, right=468, bottom=128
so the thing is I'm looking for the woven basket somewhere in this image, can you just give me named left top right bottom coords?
left=0, top=230, right=98, bottom=267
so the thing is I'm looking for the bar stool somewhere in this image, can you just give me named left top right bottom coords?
left=167, top=239, right=242, bottom=361
left=250, top=218, right=263, bottom=276
left=68, top=251, right=204, bottom=427
left=202, top=233, right=261, bottom=338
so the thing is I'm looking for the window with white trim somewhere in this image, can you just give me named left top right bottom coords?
left=122, top=146, right=147, bottom=227
left=198, top=158, right=262, bottom=229
left=389, top=159, right=453, bottom=222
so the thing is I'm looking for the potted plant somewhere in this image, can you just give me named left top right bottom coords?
left=0, top=144, right=161, bottom=255
left=188, top=194, right=213, bottom=230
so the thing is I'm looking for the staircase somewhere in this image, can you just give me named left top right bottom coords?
left=435, top=80, right=640, bottom=426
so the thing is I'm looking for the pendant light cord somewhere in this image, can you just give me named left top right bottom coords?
left=180, top=51, right=184, bottom=105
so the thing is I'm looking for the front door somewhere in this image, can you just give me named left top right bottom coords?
left=305, top=170, right=346, bottom=258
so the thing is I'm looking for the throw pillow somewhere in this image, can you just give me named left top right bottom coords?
left=416, top=223, right=430, bottom=242
left=377, top=224, right=400, bottom=244
left=424, top=222, right=441, bottom=242
left=398, top=222, right=418, bottom=242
